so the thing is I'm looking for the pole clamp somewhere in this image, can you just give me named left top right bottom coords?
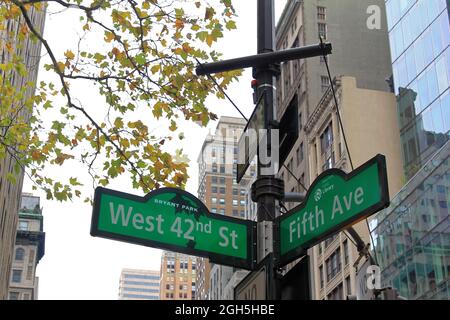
left=251, top=176, right=285, bottom=203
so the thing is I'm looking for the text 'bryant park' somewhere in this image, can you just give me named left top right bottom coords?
left=0, top=0, right=449, bottom=304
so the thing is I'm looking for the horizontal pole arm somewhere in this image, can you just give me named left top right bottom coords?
left=283, top=192, right=306, bottom=203
left=196, top=42, right=332, bottom=76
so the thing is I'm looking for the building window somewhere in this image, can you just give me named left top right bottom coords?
left=325, top=248, right=341, bottom=282
left=211, top=186, right=218, bottom=193
left=319, top=265, right=324, bottom=288
left=318, top=22, right=327, bottom=40
left=15, top=248, right=25, bottom=261
left=321, top=75, right=330, bottom=92
left=296, top=143, right=304, bottom=164
left=328, top=284, right=343, bottom=300
left=320, top=123, right=333, bottom=154
left=345, top=277, right=351, bottom=296
left=9, top=292, right=19, bottom=300
left=211, top=208, right=217, bottom=213
left=233, top=210, right=238, bottom=216
left=240, top=211, right=245, bottom=218
left=211, top=197, right=217, bottom=204
left=232, top=199, right=238, bottom=206
left=12, top=270, right=22, bottom=283
left=298, top=112, right=302, bottom=132
left=240, top=189, right=246, bottom=196
left=26, top=266, right=33, bottom=280
left=220, top=166, right=225, bottom=173
left=219, top=209, right=225, bottom=215
left=220, top=177, right=225, bottom=184
left=233, top=188, right=238, bottom=196
left=219, top=198, right=225, bottom=205
left=212, top=176, right=218, bottom=183
left=343, top=240, right=349, bottom=265
left=239, top=200, right=245, bottom=206
left=219, top=187, right=226, bottom=194
left=18, top=221, right=28, bottom=231
left=317, top=6, right=326, bottom=20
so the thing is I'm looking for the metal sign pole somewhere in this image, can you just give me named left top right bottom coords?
left=252, top=0, right=280, bottom=301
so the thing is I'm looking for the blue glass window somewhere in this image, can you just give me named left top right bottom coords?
left=422, top=30, right=434, bottom=67
left=440, top=13, right=450, bottom=47
left=124, top=274, right=159, bottom=280
left=124, top=287, right=159, bottom=293
left=430, top=100, right=444, bottom=134
left=430, top=19, right=443, bottom=59
left=405, top=48, right=417, bottom=84
left=397, top=56, right=408, bottom=89
left=414, top=36, right=427, bottom=73
left=435, top=55, right=449, bottom=94
left=426, top=65, right=439, bottom=103
left=417, top=73, right=430, bottom=108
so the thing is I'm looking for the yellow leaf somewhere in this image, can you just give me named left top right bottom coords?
left=104, top=31, right=115, bottom=43
left=56, top=62, right=66, bottom=73
left=64, top=50, right=75, bottom=60
left=206, top=34, right=213, bottom=47
left=150, top=64, right=160, bottom=74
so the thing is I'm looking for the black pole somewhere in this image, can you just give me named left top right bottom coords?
left=254, top=0, right=279, bottom=300
left=255, top=0, right=276, bottom=221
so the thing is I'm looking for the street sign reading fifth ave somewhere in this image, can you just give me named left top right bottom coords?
left=91, top=187, right=256, bottom=270
left=276, top=154, right=389, bottom=267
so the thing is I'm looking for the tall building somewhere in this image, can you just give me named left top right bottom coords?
left=304, top=76, right=404, bottom=299
left=369, top=0, right=450, bottom=300
left=119, top=269, right=160, bottom=300
left=196, top=116, right=255, bottom=300
left=274, top=0, right=395, bottom=299
left=8, top=194, right=45, bottom=300
left=159, top=251, right=197, bottom=300
left=0, top=7, right=46, bottom=299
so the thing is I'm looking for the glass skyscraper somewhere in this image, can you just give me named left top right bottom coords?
left=369, top=0, right=449, bottom=299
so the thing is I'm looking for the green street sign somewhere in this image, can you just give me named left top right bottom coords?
left=276, top=154, right=389, bottom=267
left=90, top=187, right=256, bottom=270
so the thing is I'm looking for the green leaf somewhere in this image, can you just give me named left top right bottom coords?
left=135, top=53, right=146, bottom=65
left=226, top=20, right=236, bottom=30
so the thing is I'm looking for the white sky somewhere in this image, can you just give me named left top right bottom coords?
left=23, top=0, right=287, bottom=300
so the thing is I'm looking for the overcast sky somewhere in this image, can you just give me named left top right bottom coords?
left=23, top=0, right=287, bottom=300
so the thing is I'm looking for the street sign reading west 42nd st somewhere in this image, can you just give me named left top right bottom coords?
left=276, top=154, right=390, bottom=267
left=91, top=187, right=256, bottom=270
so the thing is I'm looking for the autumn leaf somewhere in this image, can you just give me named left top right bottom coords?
left=56, top=62, right=66, bottom=73
left=64, top=50, right=75, bottom=60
